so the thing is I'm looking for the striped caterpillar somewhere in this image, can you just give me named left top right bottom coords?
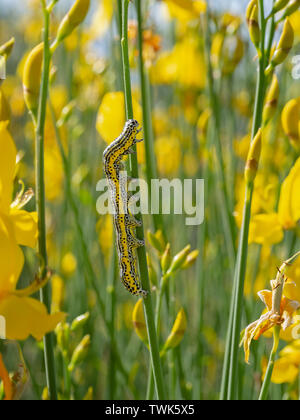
left=103, top=119, right=148, bottom=297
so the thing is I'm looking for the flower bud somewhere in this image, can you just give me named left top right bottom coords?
left=51, top=274, right=65, bottom=313
left=71, top=312, right=90, bottom=332
left=55, top=322, right=70, bottom=353
left=181, top=249, right=200, bottom=270
left=147, top=254, right=158, bottom=287
left=42, top=387, right=49, bottom=401
left=211, top=32, right=225, bottom=70
left=0, top=37, right=15, bottom=59
left=248, top=4, right=260, bottom=49
left=197, top=108, right=211, bottom=143
left=266, top=19, right=294, bottom=74
left=161, top=243, right=172, bottom=274
left=271, top=0, right=290, bottom=15
left=147, top=230, right=165, bottom=254
left=57, top=100, right=76, bottom=127
left=68, top=334, right=91, bottom=372
left=83, top=387, right=93, bottom=400
left=263, top=74, right=279, bottom=125
left=281, top=97, right=300, bottom=151
left=132, top=298, right=148, bottom=344
left=161, top=308, right=187, bottom=355
left=55, top=0, right=90, bottom=45
left=22, top=43, right=43, bottom=118
left=246, top=0, right=257, bottom=25
left=244, top=128, right=262, bottom=183
left=282, top=0, right=300, bottom=18
left=167, top=245, right=191, bottom=275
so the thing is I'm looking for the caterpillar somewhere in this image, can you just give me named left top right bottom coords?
left=103, top=119, right=148, bottom=297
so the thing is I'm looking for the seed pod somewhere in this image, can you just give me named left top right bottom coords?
left=22, top=43, right=43, bottom=118
left=263, top=74, right=279, bottom=125
left=55, top=0, right=90, bottom=45
left=266, top=19, right=294, bottom=74
left=244, top=128, right=262, bottom=183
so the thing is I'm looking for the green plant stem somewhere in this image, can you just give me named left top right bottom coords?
left=121, top=0, right=166, bottom=400
left=107, top=246, right=117, bottom=399
left=62, top=352, right=72, bottom=400
left=227, top=183, right=253, bottom=400
left=258, top=325, right=280, bottom=400
left=135, top=0, right=165, bottom=237
left=48, top=102, right=106, bottom=318
left=48, top=101, right=129, bottom=385
left=35, top=4, right=57, bottom=401
left=225, top=0, right=267, bottom=401
left=202, top=7, right=236, bottom=271
left=147, top=274, right=169, bottom=399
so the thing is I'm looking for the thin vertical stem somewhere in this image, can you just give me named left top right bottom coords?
left=226, top=0, right=267, bottom=400
left=135, top=0, right=165, bottom=236
left=258, top=325, right=280, bottom=400
left=120, top=0, right=166, bottom=400
left=202, top=6, right=236, bottom=271
left=49, top=101, right=129, bottom=385
left=35, top=3, right=57, bottom=400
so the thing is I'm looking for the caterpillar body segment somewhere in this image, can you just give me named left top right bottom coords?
left=103, top=119, right=148, bottom=297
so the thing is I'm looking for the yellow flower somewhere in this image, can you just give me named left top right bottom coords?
left=249, top=213, right=284, bottom=245
left=281, top=97, right=300, bottom=151
left=89, top=0, right=113, bottom=40
left=150, top=37, right=206, bottom=88
left=96, top=215, right=113, bottom=265
left=0, top=124, right=65, bottom=341
left=237, top=158, right=300, bottom=246
left=242, top=256, right=300, bottom=363
left=155, top=135, right=182, bottom=177
left=290, top=10, right=300, bottom=39
left=61, top=252, right=77, bottom=277
left=278, top=157, right=300, bottom=229
left=96, top=91, right=144, bottom=163
left=211, top=33, right=244, bottom=76
left=163, top=0, right=206, bottom=22
left=265, top=340, right=300, bottom=384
